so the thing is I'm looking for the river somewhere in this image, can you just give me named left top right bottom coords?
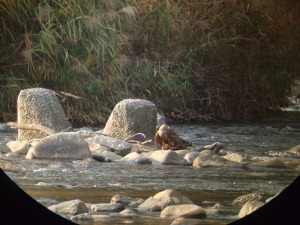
left=1, top=115, right=300, bottom=225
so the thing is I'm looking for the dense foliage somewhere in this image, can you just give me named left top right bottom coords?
left=1, top=0, right=299, bottom=125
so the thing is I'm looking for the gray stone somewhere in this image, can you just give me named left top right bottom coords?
left=91, top=150, right=122, bottom=162
left=6, top=141, right=30, bottom=154
left=110, top=195, right=145, bottom=208
left=147, top=150, right=190, bottom=165
left=90, top=203, right=124, bottom=213
left=71, top=213, right=94, bottom=222
left=249, top=158, right=287, bottom=168
left=48, top=199, right=88, bottom=215
left=238, top=200, right=264, bottom=218
left=120, top=152, right=151, bottom=164
left=26, top=132, right=90, bottom=159
left=17, top=88, right=71, bottom=141
left=184, top=152, right=201, bottom=164
left=161, top=204, right=206, bottom=219
left=193, top=153, right=240, bottom=168
left=102, top=99, right=157, bottom=140
left=86, top=135, right=132, bottom=156
left=138, top=189, right=193, bottom=212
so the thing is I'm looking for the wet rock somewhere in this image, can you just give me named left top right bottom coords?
left=232, top=193, right=263, bottom=207
left=138, top=189, right=193, bottom=212
left=171, top=217, right=204, bottom=225
left=119, top=209, right=138, bottom=217
left=26, top=132, right=90, bottom=159
left=6, top=141, right=30, bottom=154
left=287, top=145, right=300, bottom=156
left=223, top=153, right=246, bottom=163
left=160, top=204, right=206, bottom=219
left=86, top=136, right=132, bottom=156
left=110, top=195, right=145, bottom=208
left=102, top=99, right=157, bottom=141
left=48, top=199, right=88, bottom=215
left=249, top=158, right=287, bottom=168
left=238, top=200, right=264, bottom=218
left=70, top=213, right=94, bottom=222
left=147, top=150, right=190, bottom=165
left=193, top=153, right=240, bottom=168
left=90, top=203, right=124, bottom=213
left=17, top=88, right=71, bottom=141
left=91, top=150, right=122, bottom=162
left=184, top=152, right=201, bottom=164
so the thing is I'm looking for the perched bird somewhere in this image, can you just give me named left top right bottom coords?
left=155, top=124, right=192, bottom=150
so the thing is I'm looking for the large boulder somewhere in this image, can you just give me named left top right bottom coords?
left=102, top=99, right=157, bottom=140
left=161, top=204, right=206, bottom=219
left=17, top=88, right=71, bottom=141
left=147, top=150, right=190, bottom=165
left=26, top=132, right=90, bottom=159
left=138, top=189, right=193, bottom=212
left=48, top=199, right=89, bottom=216
left=85, top=135, right=132, bottom=156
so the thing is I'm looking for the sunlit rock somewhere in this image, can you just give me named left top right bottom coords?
left=232, top=193, right=263, bottom=207
left=6, top=141, right=30, bottom=154
left=48, top=199, right=89, bottom=215
left=102, top=99, right=157, bottom=141
left=161, top=204, right=206, bottom=219
left=193, top=152, right=240, bottom=168
left=223, top=152, right=246, bottom=163
left=238, top=200, right=264, bottom=218
left=287, top=145, right=300, bottom=156
left=138, top=189, right=193, bottom=212
left=147, top=150, right=190, bottom=165
left=110, top=195, right=145, bottom=208
left=90, top=203, right=124, bottom=213
left=17, top=88, right=71, bottom=141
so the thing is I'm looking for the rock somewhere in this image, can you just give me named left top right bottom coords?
left=193, top=153, right=240, bottom=168
left=147, top=150, right=190, bottom=165
left=91, top=150, right=122, bottom=162
left=171, top=217, right=204, bottom=225
left=86, top=136, right=132, bottom=156
left=17, top=88, right=71, bottom=141
left=201, top=142, right=223, bottom=152
left=184, top=152, right=201, bottom=164
left=119, top=152, right=152, bottom=164
left=71, top=213, right=94, bottom=222
left=287, top=145, right=300, bottom=156
left=238, top=200, right=264, bottom=218
left=175, top=150, right=193, bottom=157
left=0, top=123, right=17, bottom=133
left=233, top=193, right=263, bottom=207
left=223, top=153, right=246, bottom=163
left=161, top=204, right=206, bottom=219
left=90, top=203, right=124, bottom=213
left=110, top=195, right=145, bottom=208
left=119, top=209, right=138, bottom=217
left=26, top=132, right=90, bottom=159
left=6, top=141, right=30, bottom=154
left=36, top=198, right=60, bottom=208
left=249, top=158, right=287, bottom=168
left=48, top=199, right=89, bottom=215
left=138, top=189, right=193, bottom=212
left=102, top=99, right=157, bottom=141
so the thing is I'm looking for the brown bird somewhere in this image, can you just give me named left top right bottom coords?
left=155, top=124, right=192, bottom=150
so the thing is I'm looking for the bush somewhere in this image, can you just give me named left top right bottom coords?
left=1, top=0, right=299, bottom=125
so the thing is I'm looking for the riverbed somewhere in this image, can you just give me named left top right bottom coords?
left=1, top=119, right=300, bottom=225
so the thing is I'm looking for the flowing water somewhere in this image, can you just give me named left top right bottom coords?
left=1, top=115, right=300, bottom=225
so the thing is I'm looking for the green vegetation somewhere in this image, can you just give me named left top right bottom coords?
left=1, top=0, right=299, bottom=125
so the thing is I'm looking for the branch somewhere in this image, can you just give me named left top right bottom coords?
left=7, top=122, right=56, bottom=135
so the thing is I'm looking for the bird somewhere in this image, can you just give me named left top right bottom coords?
left=155, top=124, right=192, bottom=150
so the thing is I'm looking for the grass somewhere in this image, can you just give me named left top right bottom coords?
left=0, top=0, right=299, bottom=125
